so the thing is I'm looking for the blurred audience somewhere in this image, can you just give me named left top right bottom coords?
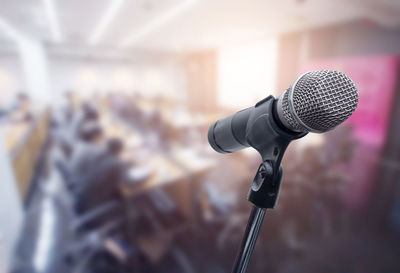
left=2, top=1, right=400, bottom=271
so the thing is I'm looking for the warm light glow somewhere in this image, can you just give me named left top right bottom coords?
left=119, top=0, right=197, bottom=47
left=88, top=0, right=126, bottom=45
left=74, top=67, right=101, bottom=95
left=218, top=39, right=279, bottom=109
left=42, top=0, right=63, bottom=42
left=110, top=67, right=136, bottom=92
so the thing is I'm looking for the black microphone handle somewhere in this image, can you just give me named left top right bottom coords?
left=208, top=106, right=253, bottom=154
left=208, top=96, right=306, bottom=159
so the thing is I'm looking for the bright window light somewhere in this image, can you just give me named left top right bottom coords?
left=88, top=0, right=126, bottom=45
left=42, top=0, right=63, bottom=42
left=120, top=0, right=197, bottom=47
left=217, top=38, right=279, bottom=109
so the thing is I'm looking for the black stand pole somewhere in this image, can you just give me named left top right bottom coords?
left=231, top=206, right=266, bottom=273
left=230, top=161, right=284, bottom=273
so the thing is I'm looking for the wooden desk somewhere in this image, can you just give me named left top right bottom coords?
left=170, top=148, right=217, bottom=175
left=120, top=149, right=217, bottom=223
left=121, top=153, right=186, bottom=198
left=121, top=153, right=192, bottom=248
left=136, top=100, right=157, bottom=116
left=168, top=148, right=217, bottom=222
left=101, top=113, right=144, bottom=150
left=3, top=122, right=31, bottom=155
left=1, top=110, right=50, bottom=199
left=100, top=113, right=128, bottom=138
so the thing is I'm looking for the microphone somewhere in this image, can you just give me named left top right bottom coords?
left=208, top=70, right=358, bottom=155
left=210, top=70, right=358, bottom=273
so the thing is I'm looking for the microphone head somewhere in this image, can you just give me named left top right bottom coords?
left=277, top=70, right=358, bottom=133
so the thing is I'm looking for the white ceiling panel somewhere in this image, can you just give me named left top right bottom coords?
left=0, top=0, right=398, bottom=51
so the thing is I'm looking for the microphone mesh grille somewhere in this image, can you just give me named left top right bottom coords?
left=283, top=70, right=358, bottom=132
left=281, top=88, right=302, bottom=131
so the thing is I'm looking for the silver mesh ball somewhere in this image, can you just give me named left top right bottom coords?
left=282, top=70, right=358, bottom=133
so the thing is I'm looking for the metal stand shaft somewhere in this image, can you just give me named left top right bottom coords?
left=231, top=206, right=266, bottom=273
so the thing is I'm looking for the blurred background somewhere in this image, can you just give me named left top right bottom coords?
left=0, top=0, right=400, bottom=272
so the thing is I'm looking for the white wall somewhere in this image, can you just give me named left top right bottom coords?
left=18, top=38, right=51, bottom=104
left=0, top=53, right=25, bottom=104
left=1, top=51, right=187, bottom=107
left=48, top=56, right=186, bottom=102
left=0, top=38, right=52, bottom=106
left=0, top=40, right=52, bottom=105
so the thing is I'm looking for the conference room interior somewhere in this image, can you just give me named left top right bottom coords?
left=1, top=0, right=400, bottom=273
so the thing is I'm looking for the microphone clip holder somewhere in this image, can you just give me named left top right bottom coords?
left=242, top=96, right=306, bottom=208
left=231, top=96, right=306, bottom=273
left=247, top=161, right=283, bottom=209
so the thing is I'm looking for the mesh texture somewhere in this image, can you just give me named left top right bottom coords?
left=282, top=70, right=358, bottom=132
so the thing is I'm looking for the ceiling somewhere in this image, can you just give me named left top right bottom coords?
left=0, top=0, right=399, bottom=52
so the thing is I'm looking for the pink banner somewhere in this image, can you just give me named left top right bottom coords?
left=301, top=55, right=399, bottom=209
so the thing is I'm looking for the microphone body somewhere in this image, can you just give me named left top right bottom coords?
left=207, top=106, right=252, bottom=154
left=208, top=70, right=358, bottom=156
left=209, top=70, right=359, bottom=272
left=208, top=96, right=306, bottom=161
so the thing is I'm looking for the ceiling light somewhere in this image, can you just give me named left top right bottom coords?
left=42, top=0, right=63, bottom=42
left=119, top=0, right=197, bottom=47
left=88, top=0, right=126, bottom=45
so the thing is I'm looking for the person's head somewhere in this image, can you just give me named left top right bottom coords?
left=17, top=92, right=29, bottom=102
left=16, top=92, right=30, bottom=110
left=82, top=102, right=99, bottom=121
left=106, top=138, right=124, bottom=156
left=79, top=122, right=103, bottom=143
left=85, top=109, right=99, bottom=121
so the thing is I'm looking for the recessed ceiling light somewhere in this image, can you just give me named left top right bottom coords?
left=119, top=0, right=197, bottom=48
left=88, top=0, right=126, bottom=46
left=42, top=0, right=63, bottom=42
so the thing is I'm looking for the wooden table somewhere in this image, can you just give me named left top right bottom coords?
left=170, top=147, right=217, bottom=174
left=121, top=149, right=217, bottom=211
left=2, top=122, right=31, bottom=154
left=0, top=110, right=50, bottom=199
left=121, top=153, right=186, bottom=198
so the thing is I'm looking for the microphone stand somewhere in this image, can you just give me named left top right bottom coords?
left=231, top=206, right=266, bottom=273
left=231, top=160, right=284, bottom=273
left=216, top=96, right=305, bottom=273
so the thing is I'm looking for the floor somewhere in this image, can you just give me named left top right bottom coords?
left=12, top=165, right=76, bottom=273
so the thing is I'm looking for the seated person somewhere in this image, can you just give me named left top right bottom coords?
left=2, top=92, right=34, bottom=122
left=67, top=122, right=105, bottom=189
left=73, top=138, right=127, bottom=228
left=68, top=102, right=100, bottom=140
left=56, top=103, right=100, bottom=158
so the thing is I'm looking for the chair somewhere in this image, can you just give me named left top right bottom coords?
left=52, top=158, right=136, bottom=272
left=63, top=200, right=136, bottom=273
